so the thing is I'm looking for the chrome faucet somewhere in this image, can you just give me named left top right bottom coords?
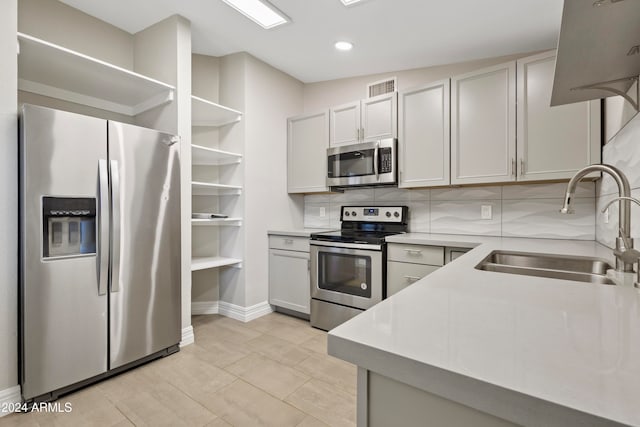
left=560, top=164, right=634, bottom=272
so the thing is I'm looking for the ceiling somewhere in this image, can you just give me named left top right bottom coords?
left=59, top=0, right=564, bottom=83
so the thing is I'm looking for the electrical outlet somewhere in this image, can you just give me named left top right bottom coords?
left=604, top=208, right=609, bottom=224
left=481, top=205, right=492, bottom=220
left=319, top=207, right=326, bottom=217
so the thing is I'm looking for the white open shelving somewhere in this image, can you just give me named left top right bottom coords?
left=191, top=181, right=242, bottom=196
left=17, top=33, right=175, bottom=116
left=191, top=256, right=242, bottom=271
left=192, top=144, right=243, bottom=165
left=191, top=217, right=242, bottom=226
left=192, top=95, right=242, bottom=127
left=190, top=92, right=244, bottom=272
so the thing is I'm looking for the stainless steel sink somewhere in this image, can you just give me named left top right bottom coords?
left=475, top=250, right=615, bottom=285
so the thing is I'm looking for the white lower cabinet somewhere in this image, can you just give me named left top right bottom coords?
left=268, top=236, right=311, bottom=315
left=387, top=244, right=444, bottom=297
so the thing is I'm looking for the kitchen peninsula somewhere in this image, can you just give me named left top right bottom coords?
left=328, top=233, right=639, bottom=427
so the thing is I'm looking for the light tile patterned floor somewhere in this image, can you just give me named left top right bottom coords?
left=1, top=313, right=357, bottom=427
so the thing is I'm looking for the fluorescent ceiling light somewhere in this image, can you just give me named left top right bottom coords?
left=221, top=0, right=289, bottom=29
left=335, top=41, right=353, bottom=51
left=340, top=0, right=366, bottom=6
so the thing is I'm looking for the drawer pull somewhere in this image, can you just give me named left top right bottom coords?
left=404, top=275, right=421, bottom=282
left=284, top=239, right=294, bottom=244
left=404, top=249, right=422, bottom=255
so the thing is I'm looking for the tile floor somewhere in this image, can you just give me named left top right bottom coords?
left=1, top=313, right=357, bottom=427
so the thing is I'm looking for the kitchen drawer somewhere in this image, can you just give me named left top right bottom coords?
left=268, top=235, right=310, bottom=252
left=387, top=243, right=444, bottom=266
left=387, top=261, right=439, bottom=297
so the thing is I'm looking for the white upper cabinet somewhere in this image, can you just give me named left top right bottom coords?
left=398, top=80, right=450, bottom=188
left=516, top=51, right=601, bottom=181
left=330, top=93, right=397, bottom=146
left=287, top=110, right=330, bottom=193
left=361, top=92, right=398, bottom=141
left=451, top=61, right=516, bottom=185
left=330, top=101, right=361, bottom=146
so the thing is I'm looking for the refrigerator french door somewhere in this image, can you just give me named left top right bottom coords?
left=20, top=105, right=181, bottom=401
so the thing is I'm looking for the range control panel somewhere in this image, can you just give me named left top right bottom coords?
left=341, top=206, right=407, bottom=223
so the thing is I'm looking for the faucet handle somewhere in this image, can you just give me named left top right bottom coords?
left=614, top=247, right=640, bottom=264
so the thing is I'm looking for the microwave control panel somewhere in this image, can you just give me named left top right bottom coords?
left=379, top=147, right=393, bottom=173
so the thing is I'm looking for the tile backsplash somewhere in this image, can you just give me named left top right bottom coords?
left=305, top=182, right=596, bottom=240
left=597, top=112, right=640, bottom=249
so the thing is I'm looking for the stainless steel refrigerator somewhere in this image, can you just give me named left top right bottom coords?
left=19, top=104, right=182, bottom=402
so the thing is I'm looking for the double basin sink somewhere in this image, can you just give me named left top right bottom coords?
left=476, top=250, right=615, bottom=285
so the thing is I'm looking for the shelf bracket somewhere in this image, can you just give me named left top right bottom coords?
left=571, top=75, right=639, bottom=111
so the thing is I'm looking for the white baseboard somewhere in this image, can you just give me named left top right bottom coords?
left=0, top=386, right=21, bottom=417
left=191, top=300, right=273, bottom=323
left=219, top=300, right=274, bottom=322
left=180, top=325, right=194, bottom=348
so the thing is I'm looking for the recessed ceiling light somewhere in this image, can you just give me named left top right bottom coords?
left=221, top=0, right=290, bottom=29
left=335, top=41, right=354, bottom=51
left=340, top=0, right=367, bottom=6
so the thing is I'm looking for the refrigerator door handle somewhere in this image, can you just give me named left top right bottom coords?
left=98, top=159, right=109, bottom=296
left=110, top=160, right=121, bottom=293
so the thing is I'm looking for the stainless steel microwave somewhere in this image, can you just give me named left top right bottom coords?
left=327, top=138, right=396, bottom=188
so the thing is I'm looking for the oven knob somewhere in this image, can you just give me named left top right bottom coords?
left=394, top=212, right=400, bottom=218
left=386, top=212, right=391, bottom=218
left=351, top=211, right=357, bottom=217
left=344, top=211, right=350, bottom=217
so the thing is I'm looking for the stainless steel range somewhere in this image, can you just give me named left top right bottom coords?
left=310, top=206, right=408, bottom=331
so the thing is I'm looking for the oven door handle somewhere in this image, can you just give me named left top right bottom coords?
left=374, top=141, right=379, bottom=180
left=310, top=240, right=382, bottom=251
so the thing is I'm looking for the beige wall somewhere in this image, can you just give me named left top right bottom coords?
left=303, top=52, right=535, bottom=113
left=244, top=54, right=304, bottom=306
left=18, top=0, right=134, bottom=69
left=0, top=0, right=18, bottom=398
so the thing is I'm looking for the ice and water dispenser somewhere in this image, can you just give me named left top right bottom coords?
left=42, top=197, right=97, bottom=258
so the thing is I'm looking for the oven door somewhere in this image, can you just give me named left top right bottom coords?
left=327, top=139, right=396, bottom=187
left=310, top=241, right=383, bottom=310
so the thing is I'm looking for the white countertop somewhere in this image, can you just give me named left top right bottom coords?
left=267, top=228, right=334, bottom=237
left=328, top=234, right=640, bottom=427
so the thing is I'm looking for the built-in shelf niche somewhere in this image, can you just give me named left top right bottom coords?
left=17, top=33, right=175, bottom=116
left=191, top=144, right=242, bottom=165
left=191, top=95, right=242, bottom=127
left=191, top=256, right=242, bottom=271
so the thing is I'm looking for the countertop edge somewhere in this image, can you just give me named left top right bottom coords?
left=328, top=333, right=626, bottom=427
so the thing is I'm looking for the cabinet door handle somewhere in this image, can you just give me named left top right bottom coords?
left=284, top=238, right=294, bottom=244
left=361, top=127, right=365, bottom=140
left=520, top=158, right=525, bottom=175
left=404, top=249, right=422, bottom=255
left=511, top=158, right=516, bottom=177
left=404, top=275, right=421, bottom=282
left=308, top=259, right=311, bottom=271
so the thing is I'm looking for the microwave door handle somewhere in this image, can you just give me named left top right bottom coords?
left=374, top=142, right=379, bottom=180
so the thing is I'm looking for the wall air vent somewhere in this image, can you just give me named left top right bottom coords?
left=367, top=77, right=397, bottom=98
